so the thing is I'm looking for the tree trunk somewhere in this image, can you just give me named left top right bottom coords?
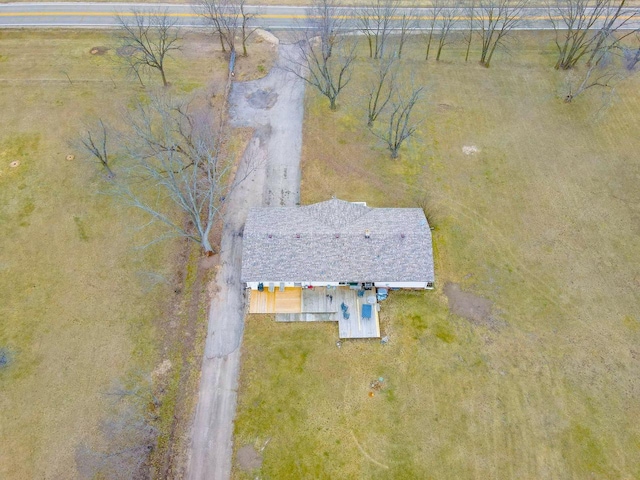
left=484, top=42, right=499, bottom=68
left=425, top=31, right=434, bottom=60
left=134, top=68, right=145, bottom=87
left=329, top=97, right=337, bottom=111
left=160, top=68, right=168, bottom=87
left=219, top=33, right=226, bottom=53
left=104, top=164, right=116, bottom=179
left=202, top=236, right=214, bottom=255
left=465, top=10, right=473, bottom=62
left=390, top=148, right=398, bottom=159
left=242, top=22, right=248, bottom=57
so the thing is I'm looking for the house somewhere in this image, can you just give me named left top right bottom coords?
left=241, top=198, right=435, bottom=338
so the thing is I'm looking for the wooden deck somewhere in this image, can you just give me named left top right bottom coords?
left=334, top=288, right=380, bottom=339
left=248, top=286, right=380, bottom=339
left=248, top=287, right=302, bottom=314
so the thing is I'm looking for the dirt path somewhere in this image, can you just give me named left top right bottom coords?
left=185, top=42, right=305, bottom=480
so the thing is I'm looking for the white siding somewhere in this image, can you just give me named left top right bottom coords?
left=246, top=281, right=340, bottom=290
left=374, top=281, right=432, bottom=290
left=247, top=281, right=432, bottom=290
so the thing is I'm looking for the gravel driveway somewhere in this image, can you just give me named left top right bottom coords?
left=186, top=42, right=305, bottom=480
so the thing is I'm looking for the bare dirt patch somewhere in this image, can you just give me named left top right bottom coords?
left=237, top=445, right=263, bottom=472
left=199, top=253, right=220, bottom=270
left=443, top=282, right=504, bottom=329
left=89, top=46, right=109, bottom=56
left=152, top=359, right=172, bottom=380
left=247, top=88, right=278, bottom=109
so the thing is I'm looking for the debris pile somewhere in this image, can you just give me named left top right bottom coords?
left=368, top=377, right=385, bottom=397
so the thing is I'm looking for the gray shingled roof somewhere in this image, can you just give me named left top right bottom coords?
left=241, top=199, right=435, bottom=283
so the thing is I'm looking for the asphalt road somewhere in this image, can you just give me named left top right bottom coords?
left=1, top=2, right=639, bottom=30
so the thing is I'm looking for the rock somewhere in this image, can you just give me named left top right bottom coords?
left=254, top=29, right=279, bottom=46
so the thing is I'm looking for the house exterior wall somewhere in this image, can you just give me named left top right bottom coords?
left=246, top=281, right=341, bottom=290
left=374, top=281, right=433, bottom=290
left=246, top=281, right=432, bottom=290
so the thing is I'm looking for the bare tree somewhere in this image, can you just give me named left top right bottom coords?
left=396, top=7, right=420, bottom=59
left=464, top=0, right=476, bottom=62
left=75, top=374, right=159, bottom=479
left=424, top=0, right=445, bottom=60
left=283, top=0, right=357, bottom=111
left=367, top=56, right=397, bottom=127
left=562, top=34, right=638, bottom=102
left=549, top=0, right=637, bottom=70
left=116, top=9, right=182, bottom=87
left=78, top=119, right=115, bottom=179
left=196, top=0, right=256, bottom=56
left=564, top=58, right=619, bottom=102
left=436, top=4, right=461, bottom=61
left=307, top=0, right=348, bottom=52
left=371, top=85, right=424, bottom=159
left=477, top=0, right=528, bottom=67
left=623, top=33, right=640, bottom=69
left=585, top=1, right=638, bottom=66
left=357, top=0, right=399, bottom=59
left=109, top=94, right=246, bottom=254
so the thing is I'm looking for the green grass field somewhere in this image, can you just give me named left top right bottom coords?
left=0, top=29, right=273, bottom=478
left=233, top=32, right=640, bottom=478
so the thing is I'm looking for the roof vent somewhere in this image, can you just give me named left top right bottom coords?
left=295, top=233, right=301, bottom=238
left=268, top=234, right=272, bottom=238
left=335, top=233, right=340, bottom=238
left=364, top=229, right=371, bottom=239
left=400, top=233, right=406, bottom=239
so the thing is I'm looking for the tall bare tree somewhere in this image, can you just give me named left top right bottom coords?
left=549, top=0, right=638, bottom=70
left=371, top=85, right=424, bottom=159
left=436, top=4, right=461, bottom=61
left=116, top=9, right=181, bottom=87
left=307, top=0, right=348, bottom=53
left=196, top=0, right=256, bottom=56
left=396, top=7, right=420, bottom=59
left=563, top=31, right=640, bottom=102
left=367, top=56, right=397, bottom=127
left=477, top=0, right=528, bottom=67
left=357, top=0, right=399, bottom=59
left=424, top=0, right=445, bottom=60
left=283, top=0, right=357, bottom=111
left=115, top=95, right=246, bottom=254
left=464, top=0, right=476, bottom=62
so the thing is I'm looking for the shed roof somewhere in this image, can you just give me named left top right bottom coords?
left=241, top=199, right=435, bottom=283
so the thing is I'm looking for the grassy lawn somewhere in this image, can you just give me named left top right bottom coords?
left=233, top=32, right=640, bottom=478
left=0, top=29, right=273, bottom=478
